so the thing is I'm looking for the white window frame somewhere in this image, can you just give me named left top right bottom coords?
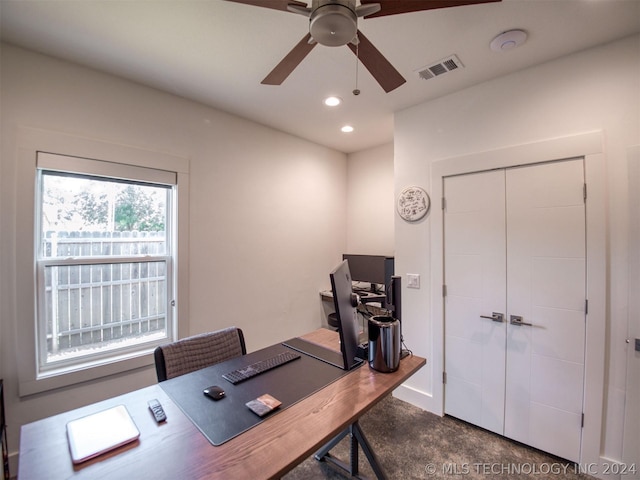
left=16, top=127, right=190, bottom=396
left=36, top=154, right=175, bottom=377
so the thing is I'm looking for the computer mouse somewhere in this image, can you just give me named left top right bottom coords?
left=203, top=385, right=225, bottom=401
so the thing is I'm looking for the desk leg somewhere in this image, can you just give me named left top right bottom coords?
left=314, top=421, right=387, bottom=480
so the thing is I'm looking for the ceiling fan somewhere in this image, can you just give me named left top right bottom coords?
left=225, top=0, right=500, bottom=93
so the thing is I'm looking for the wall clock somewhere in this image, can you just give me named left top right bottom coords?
left=397, top=186, right=430, bottom=222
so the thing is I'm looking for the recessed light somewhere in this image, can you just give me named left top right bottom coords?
left=341, top=125, right=354, bottom=133
left=324, top=96, right=342, bottom=107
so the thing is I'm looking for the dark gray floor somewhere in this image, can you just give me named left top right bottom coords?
left=283, top=395, right=595, bottom=480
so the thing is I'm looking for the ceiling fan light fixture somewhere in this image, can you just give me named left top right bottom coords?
left=309, top=3, right=357, bottom=47
left=341, top=125, right=354, bottom=133
left=235, top=0, right=499, bottom=93
left=324, top=96, right=342, bottom=107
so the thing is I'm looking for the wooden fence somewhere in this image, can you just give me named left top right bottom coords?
left=42, top=231, right=168, bottom=357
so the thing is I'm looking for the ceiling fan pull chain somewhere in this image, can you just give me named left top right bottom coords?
left=353, top=41, right=361, bottom=96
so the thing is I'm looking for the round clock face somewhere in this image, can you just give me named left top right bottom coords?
left=397, top=186, right=430, bottom=222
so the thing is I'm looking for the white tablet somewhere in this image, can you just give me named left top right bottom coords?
left=66, top=405, right=140, bottom=464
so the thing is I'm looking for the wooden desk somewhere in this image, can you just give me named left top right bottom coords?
left=19, top=329, right=425, bottom=479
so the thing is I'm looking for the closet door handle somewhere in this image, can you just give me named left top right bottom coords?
left=480, top=312, right=504, bottom=323
left=510, top=315, right=533, bottom=326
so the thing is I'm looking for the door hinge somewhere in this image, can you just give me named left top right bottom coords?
left=443, top=372, right=447, bottom=384
left=581, top=413, right=585, bottom=428
left=442, top=197, right=446, bottom=210
left=583, top=184, right=587, bottom=202
left=585, top=299, right=588, bottom=315
left=443, top=285, right=447, bottom=297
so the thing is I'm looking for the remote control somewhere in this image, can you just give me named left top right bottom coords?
left=148, top=399, right=167, bottom=423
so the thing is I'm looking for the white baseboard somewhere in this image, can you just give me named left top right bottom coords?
left=392, top=383, right=437, bottom=414
left=586, top=456, right=639, bottom=480
left=8, top=451, right=18, bottom=479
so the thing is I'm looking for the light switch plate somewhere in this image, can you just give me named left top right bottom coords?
left=407, top=273, right=420, bottom=289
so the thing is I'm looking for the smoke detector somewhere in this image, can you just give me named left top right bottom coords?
left=490, top=29, right=527, bottom=52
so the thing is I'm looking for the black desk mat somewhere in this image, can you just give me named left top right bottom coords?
left=159, top=341, right=353, bottom=446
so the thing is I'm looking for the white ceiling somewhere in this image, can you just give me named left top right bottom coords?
left=1, top=0, right=639, bottom=153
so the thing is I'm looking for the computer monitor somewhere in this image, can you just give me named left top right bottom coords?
left=342, top=254, right=394, bottom=293
left=330, top=260, right=362, bottom=370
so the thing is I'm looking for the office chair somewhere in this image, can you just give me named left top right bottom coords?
left=154, top=327, right=246, bottom=382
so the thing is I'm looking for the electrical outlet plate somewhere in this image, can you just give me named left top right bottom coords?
left=407, top=274, right=420, bottom=289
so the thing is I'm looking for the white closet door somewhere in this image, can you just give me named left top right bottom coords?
left=444, top=159, right=586, bottom=462
left=504, top=159, right=586, bottom=462
left=444, top=170, right=507, bottom=435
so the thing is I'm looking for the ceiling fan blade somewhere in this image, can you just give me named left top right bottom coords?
left=262, top=33, right=317, bottom=85
left=347, top=30, right=406, bottom=93
left=224, top=0, right=308, bottom=13
left=360, top=0, right=501, bottom=18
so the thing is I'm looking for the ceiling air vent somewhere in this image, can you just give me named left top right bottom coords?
left=415, top=55, right=464, bottom=81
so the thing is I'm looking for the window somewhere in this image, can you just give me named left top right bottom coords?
left=16, top=128, right=189, bottom=396
left=35, top=152, right=177, bottom=377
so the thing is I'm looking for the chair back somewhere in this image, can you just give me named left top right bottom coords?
left=154, top=327, right=246, bottom=382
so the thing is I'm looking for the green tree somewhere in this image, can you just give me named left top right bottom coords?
left=114, top=185, right=164, bottom=231
left=74, top=183, right=165, bottom=232
left=74, top=190, right=109, bottom=226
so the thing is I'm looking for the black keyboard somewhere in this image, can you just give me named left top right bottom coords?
left=222, top=351, right=301, bottom=384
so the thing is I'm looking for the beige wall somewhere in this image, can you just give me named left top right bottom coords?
left=393, top=34, right=640, bottom=468
left=346, top=142, right=394, bottom=255
left=0, top=44, right=348, bottom=468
